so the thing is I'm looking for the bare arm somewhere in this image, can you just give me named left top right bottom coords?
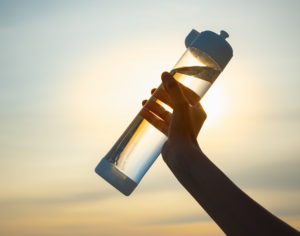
left=165, top=144, right=299, bottom=235
left=140, top=72, right=299, bottom=235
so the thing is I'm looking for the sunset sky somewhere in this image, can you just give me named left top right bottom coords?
left=0, top=0, right=300, bottom=235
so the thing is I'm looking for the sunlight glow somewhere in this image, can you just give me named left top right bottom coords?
left=201, top=82, right=228, bottom=126
left=2, top=3, right=298, bottom=234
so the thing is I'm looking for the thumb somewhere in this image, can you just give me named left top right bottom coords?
left=161, top=72, right=188, bottom=110
left=161, top=72, right=195, bottom=143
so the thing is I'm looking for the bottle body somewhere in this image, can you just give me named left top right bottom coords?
left=95, top=46, right=221, bottom=196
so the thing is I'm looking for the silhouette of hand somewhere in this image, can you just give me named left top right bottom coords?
left=140, top=72, right=207, bottom=165
left=140, top=72, right=300, bottom=236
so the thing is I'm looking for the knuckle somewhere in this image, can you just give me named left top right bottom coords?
left=203, top=111, right=207, bottom=120
left=177, top=99, right=189, bottom=110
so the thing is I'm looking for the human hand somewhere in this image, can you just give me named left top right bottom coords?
left=140, top=72, right=207, bottom=166
left=140, top=73, right=300, bottom=236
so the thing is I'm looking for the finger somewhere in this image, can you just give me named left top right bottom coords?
left=151, top=88, right=156, bottom=95
left=139, top=108, right=168, bottom=136
left=144, top=99, right=172, bottom=124
left=161, top=72, right=188, bottom=110
left=152, top=85, right=173, bottom=108
left=194, top=102, right=207, bottom=122
left=179, top=83, right=201, bottom=105
left=154, top=82, right=200, bottom=107
left=161, top=72, right=196, bottom=142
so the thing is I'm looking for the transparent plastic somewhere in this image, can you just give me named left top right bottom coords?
left=95, top=47, right=221, bottom=196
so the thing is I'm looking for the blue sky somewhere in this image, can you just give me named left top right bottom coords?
left=0, top=0, right=300, bottom=235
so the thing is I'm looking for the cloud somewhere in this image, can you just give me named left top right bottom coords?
left=0, top=189, right=117, bottom=207
left=145, top=212, right=211, bottom=226
left=231, top=156, right=300, bottom=190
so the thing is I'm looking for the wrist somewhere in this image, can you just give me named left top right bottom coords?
left=162, top=140, right=205, bottom=174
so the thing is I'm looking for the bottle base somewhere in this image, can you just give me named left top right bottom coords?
left=95, top=158, right=137, bottom=196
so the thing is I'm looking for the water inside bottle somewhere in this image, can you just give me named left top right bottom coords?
left=171, top=65, right=219, bottom=96
left=104, top=66, right=220, bottom=183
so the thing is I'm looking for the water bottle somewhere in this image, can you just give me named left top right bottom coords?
left=95, top=29, right=233, bottom=196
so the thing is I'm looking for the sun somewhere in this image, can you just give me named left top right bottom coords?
left=201, top=82, right=228, bottom=126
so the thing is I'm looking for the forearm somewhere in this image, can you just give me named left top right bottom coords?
left=167, top=145, right=299, bottom=235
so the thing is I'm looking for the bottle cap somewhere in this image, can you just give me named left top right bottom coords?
left=185, top=29, right=233, bottom=70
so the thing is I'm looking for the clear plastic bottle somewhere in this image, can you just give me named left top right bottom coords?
left=95, top=29, right=233, bottom=195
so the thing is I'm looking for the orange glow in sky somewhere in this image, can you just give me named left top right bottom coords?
left=1, top=1, right=300, bottom=235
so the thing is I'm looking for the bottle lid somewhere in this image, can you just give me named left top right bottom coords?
left=185, top=29, right=233, bottom=70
